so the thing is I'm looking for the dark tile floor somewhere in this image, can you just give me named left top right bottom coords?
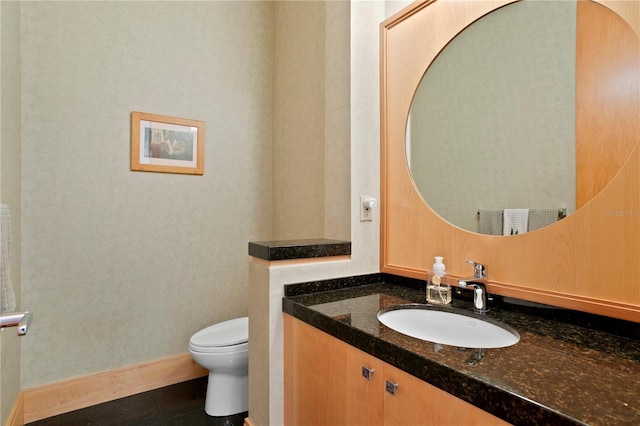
left=26, top=377, right=247, bottom=426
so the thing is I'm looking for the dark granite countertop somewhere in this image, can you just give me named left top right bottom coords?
left=248, top=238, right=351, bottom=261
left=282, top=274, right=640, bottom=426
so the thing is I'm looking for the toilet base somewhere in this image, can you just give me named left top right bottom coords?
left=205, top=370, right=248, bottom=417
left=206, top=411, right=248, bottom=426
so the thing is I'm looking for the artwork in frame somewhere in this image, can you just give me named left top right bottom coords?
left=131, top=111, right=205, bottom=175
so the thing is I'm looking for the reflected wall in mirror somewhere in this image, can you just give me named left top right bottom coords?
left=407, top=0, right=639, bottom=234
left=381, top=0, right=640, bottom=322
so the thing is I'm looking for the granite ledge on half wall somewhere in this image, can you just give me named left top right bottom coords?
left=248, top=238, right=351, bottom=261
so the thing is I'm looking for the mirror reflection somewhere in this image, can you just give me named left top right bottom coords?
left=407, top=0, right=639, bottom=235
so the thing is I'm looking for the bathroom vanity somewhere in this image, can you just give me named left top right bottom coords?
left=283, top=274, right=640, bottom=425
left=284, top=315, right=507, bottom=426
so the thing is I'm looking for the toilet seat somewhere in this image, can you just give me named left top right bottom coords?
left=189, top=317, right=248, bottom=354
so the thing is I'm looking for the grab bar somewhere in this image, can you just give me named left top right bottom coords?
left=0, top=311, right=33, bottom=336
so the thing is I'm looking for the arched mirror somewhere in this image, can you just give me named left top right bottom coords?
left=406, top=0, right=639, bottom=234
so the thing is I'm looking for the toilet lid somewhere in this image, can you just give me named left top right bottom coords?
left=190, top=316, right=248, bottom=348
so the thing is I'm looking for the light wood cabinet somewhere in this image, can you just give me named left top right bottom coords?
left=284, top=314, right=509, bottom=426
left=284, top=313, right=384, bottom=425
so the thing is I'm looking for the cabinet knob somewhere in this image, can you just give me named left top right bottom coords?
left=385, top=380, right=399, bottom=396
left=361, top=366, right=375, bottom=380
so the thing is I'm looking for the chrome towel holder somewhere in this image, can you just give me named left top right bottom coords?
left=0, top=310, right=33, bottom=336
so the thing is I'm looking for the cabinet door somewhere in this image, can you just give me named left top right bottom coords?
left=383, top=363, right=509, bottom=426
left=285, top=313, right=346, bottom=424
left=285, top=315, right=509, bottom=426
left=345, top=341, right=384, bottom=425
left=284, top=314, right=384, bottom=426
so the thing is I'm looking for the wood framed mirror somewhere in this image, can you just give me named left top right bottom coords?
left=380, top=0, right=640, bottom=321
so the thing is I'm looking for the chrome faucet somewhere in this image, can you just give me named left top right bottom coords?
left=458, top=260, right=488, bottom=314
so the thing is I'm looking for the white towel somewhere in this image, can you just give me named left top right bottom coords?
left=1, top=204, right=16, bottom=312
left=503, top=209, right=529, bottom=235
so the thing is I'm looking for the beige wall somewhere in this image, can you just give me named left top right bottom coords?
left=248, top=2, right=412, bottom=424
left=5, top=0, right=399, bottom=419
left=20, top=1, right=273, bottom=388
left=0, top=0, right=23, bottom=422
left=272, top=0, right=351, bottom=241
left=273, top=1, right=348, bottom=240
left=273, top=1, right=325, bottom=239
left=410, top=0, right=576, bottom=232
left=324, top=1, right=351, bottom=241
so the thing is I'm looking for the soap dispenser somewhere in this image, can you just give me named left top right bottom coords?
left=427, top=256, right=451, bottom=305
left=432, top=256, right=446, bottom=276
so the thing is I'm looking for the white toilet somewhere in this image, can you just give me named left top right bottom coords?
left=189, top=316, right=249, bottom=417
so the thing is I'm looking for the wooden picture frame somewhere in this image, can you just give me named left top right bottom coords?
left=131, top=111, right=205, bottom=175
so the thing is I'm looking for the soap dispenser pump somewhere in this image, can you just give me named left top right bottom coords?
left=433, top=256, right=446, bottom=276
left=427, top=256, right=451, bottom=305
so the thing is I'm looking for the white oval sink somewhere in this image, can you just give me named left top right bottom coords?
left=377, top=304, right=520, bottom=349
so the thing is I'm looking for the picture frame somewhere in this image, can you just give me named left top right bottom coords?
left=131, top=111, right=205, bottom=175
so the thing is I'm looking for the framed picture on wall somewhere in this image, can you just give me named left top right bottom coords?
left=131, top=111, right=205, bottom=175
